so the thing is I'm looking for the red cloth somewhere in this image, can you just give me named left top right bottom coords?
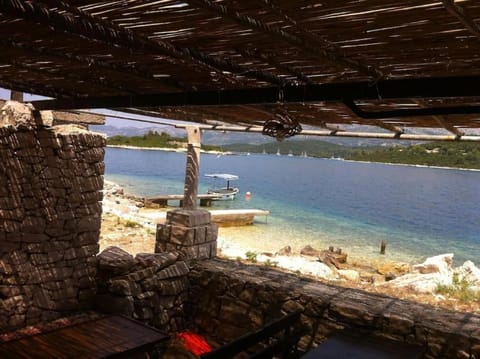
left=176, top=332, right=212, bottom=356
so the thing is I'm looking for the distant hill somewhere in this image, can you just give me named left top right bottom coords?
left=223, top=140, right=480, bottom=170
left=223, top=139, right=351, bottom=158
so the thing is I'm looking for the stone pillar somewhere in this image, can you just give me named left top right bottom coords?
left=155, top=209, right=217, bottom=260
left=182, top=126, right=201, bottom=210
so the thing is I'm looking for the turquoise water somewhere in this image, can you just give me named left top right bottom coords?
left=105, top=147, right=480, bottom=264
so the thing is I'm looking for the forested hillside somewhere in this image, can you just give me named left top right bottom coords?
left=223, top=141, right=480, bottom=169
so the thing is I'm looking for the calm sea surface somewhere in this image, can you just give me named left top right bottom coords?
left=105, top=147, right=480, bottom=265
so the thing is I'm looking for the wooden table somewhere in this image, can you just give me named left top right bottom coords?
left=0, top=315, right=168, bottom=359
left=301, top=331, right=424, bottom=359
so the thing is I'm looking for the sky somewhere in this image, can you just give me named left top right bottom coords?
left=0, top=87, right=183, bottom=128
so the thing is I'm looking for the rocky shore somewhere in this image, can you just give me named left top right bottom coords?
left=100, top=181, right=480, bottom=313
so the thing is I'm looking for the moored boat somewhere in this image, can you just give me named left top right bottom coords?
left=205, top=173, right=239, bottom=200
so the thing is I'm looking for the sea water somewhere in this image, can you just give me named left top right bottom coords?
left=105, top=147, right=480, bottom=265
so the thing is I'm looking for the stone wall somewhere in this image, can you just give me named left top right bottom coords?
left=0, top=102, right=105, bottom=332
left=95, top=247, right=190, bottom=334
left=187, top=259, right=480, bottom=359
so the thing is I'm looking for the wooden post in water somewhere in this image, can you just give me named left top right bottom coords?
left=10, top=91, right=23, bottom=102
left=182, top=126, right=202, bottom=210
left=380, top=240, right=387, bottom=255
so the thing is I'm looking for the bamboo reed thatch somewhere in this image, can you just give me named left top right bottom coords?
left=1, top=0, right=480, bottom=136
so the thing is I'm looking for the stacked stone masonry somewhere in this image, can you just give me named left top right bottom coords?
left=187, top=259, right=480, bottom=359
left=156, top=209, right=218, bottom=260
left=0, top=102, right=105, bottom=332
left=95, top=247, right=190, bottom=334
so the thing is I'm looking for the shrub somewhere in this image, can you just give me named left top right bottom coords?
left=245, top=251, right=257, bottom=263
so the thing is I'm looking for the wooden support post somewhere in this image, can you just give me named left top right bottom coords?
left=10, top=91, right=23, bottom=102
left=380, top=240, right=387, bottom=255
left=183, top=126, right=202, bottom=210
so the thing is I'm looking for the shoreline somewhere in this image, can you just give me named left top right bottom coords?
left=100, top=180, right=480, bottom=313
left=107, top=144, right=231, bottom=156
left=106, top=145, right=480, bottom=172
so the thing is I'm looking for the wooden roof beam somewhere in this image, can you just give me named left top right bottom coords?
left=442, top=0, right=480, bottom=38
left=432, top=115, right=465, bottom=137
left=4, top=0, right=283, bottom=86
left=173, top=124, right=480, bottom=142
left=31, top=75, right=480, bottom=116
left=190, top=0, right=383, bottom=80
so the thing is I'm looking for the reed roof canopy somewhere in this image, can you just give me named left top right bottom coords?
left=2, top=0, right=480, bottom=138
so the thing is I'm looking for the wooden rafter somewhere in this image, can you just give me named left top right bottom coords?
left=189, top=0, right=383, bottom=80
left=343, top=100, right=404, bottom=134
left=1, top=0, right=284, bottom=86
left=413, top=99, right=465, bottom=137
left=432, top=115, right=465, bottom=137
left=442, top=0, right=480, bottom=38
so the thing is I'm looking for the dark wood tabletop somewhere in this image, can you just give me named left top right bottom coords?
left=0, top=315, right=168, bottom=359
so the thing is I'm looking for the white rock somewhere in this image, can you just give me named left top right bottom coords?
left=377, top=272, right=452, bottom=294
left=338, top=269, right=360, bottom=282
left=412, top=253, right=453, bottom=275
left=454, top=260, right=480, bottom=285
left=274, top=256, right=334, bottom=279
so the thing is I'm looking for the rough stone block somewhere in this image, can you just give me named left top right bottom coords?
left=8, top=314, right=26, bottom=328
left=97, top=246, right=135, bottom=275
left=0, top=285, right=21, bottom=297
left=166, top=209, right=211, bottom=227
left=170, top=225, right=195, bottom=245
left=0, top=259, right=14, bottom=275
left=155, top=224, right=171, bottom=243
left=134, top=307, right=153, bottom=321
left=158, top=278, right=189, bottom=296
left=156, top=261, right=190, bottom=280
left=206, top=223, right=218, bottom=242
left=1, top=295, right=28, bottom=314
left=197, top=242, right=216, bottom=259
left=76, top=217, right=101, bottom=232
left=141, top=276, right=160, bottom=292
left=94, top=294, right=134, bottom=316
left=78, top=288, right=96, bottom=308
left=32, top=289, right=56, bottom=310
left=126, top=266, right=156, bottom=282
left=109, top=279, right=142, bottom=296
left=195, top=226, right=207, bottom=243
left=78, top=275, right=96, bottom=289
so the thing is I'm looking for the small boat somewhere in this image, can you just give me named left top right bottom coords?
left=205, top=173, right=239, bottom=200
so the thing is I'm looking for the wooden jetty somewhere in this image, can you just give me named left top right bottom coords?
left=210, top=209, right=269, bottom=227
left=144, top=193, right=222, bottom=208
left=138, top=208, right=269, bottom=227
